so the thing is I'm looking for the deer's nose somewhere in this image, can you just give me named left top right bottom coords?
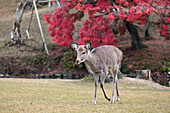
left=75, top=60, right=79, bottom=65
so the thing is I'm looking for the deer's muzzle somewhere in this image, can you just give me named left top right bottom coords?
left=75, top=60, right=80, bottom=65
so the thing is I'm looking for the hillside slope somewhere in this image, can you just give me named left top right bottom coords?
left=0, top=0, right=169, bottom=85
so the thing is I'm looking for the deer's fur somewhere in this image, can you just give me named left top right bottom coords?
left=71, top=43, right=123, bottom=105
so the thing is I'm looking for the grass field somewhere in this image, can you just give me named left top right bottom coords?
left=0, top=78, right=169, bottom=113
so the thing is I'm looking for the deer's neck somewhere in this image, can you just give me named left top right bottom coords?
left=84, top=52, right=98, bottom=74
left=85, top=52, right=95, bottom=65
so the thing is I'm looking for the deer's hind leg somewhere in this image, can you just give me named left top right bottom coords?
left=110, top=65, right=119, bottom=104
left=116, top=79, right=120, bottom=101
left=100, top=71, right=111, bottom=101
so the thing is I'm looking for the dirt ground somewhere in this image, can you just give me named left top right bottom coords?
left=122, top=77, right=170, bottom=90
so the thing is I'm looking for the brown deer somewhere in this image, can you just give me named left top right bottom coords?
left=71, top=43, right=123, bottom=105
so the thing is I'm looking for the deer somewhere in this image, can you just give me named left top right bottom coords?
left=71, top=43, right=123, bottom=105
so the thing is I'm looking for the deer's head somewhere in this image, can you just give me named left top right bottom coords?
left=71, top=43, right=91, bottom=65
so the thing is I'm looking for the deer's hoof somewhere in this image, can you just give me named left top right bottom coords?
left=117, top=97, right=120, bottom=102
left=92, top=100, right=97, bottom=105
left=111, top=99, right=114, bottom=104
left=107, top=98, right=111, bottom=101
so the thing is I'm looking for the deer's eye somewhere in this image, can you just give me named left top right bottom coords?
left=82, top=52, right=86, bottom=55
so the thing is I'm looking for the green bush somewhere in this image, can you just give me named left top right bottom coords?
left=83, top=76, right=94, bottom=81
left=32, top=50, right=52, bottom=72
left=121, top=64, right=131, bottom=74
left=62, top=49, right=83, bottom=72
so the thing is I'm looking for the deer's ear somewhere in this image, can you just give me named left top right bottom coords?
left=86, top=43, right=91, bottom=50
left=71, top=43, right=78, bottom=50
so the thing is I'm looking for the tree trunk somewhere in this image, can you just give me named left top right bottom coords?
left=11, top=0, right=29, bottom=44
left=126, top=21, right=144, bottom=50
left=145, top=15, right=150, bottom=40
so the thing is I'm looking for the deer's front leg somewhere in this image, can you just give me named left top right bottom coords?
left=93, top=75, right=99, bottom=105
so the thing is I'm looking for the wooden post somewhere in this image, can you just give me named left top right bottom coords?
left=26, top=30, right=30, bottom=39
left=28, top=4, right=34, bottom=32
left=33, top=0, right=49, bottom=55
left=26, top=5, right=34, bottom=40
left=56, top=0, right=61, bottom=8
left=48, top=0, right=51, bottom=8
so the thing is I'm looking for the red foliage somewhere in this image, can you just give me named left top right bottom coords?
left=126, top=2, right=155, bottom=25
left=43, top=6, right=75, bottom=46
left=116, top=0, right=129, bottom=6
left=44, top=0, right=170, bottom=47
left=79, top=16, right=118, bottom=47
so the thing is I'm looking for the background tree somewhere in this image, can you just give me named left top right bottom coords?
left=11, top=0, right=29, bottom=44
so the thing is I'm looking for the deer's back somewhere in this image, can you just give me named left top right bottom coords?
left=91, top=45, right=122, bottom=65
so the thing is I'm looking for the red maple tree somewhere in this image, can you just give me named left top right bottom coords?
left=43, top=0, right=170, bottom=47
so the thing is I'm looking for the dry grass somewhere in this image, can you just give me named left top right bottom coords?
left=0, top=77, right=169, bottom=113
left=0, top=0, right=21, bottom=19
